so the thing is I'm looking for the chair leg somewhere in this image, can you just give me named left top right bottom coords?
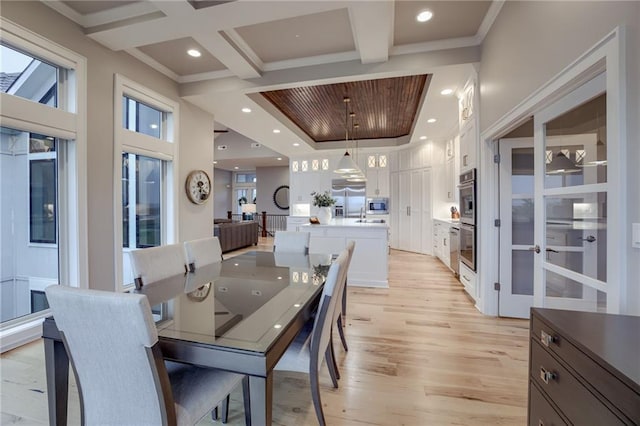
left=242, top=376, right=251, bottom=426
left=221, top=394, right=230, bottom=423
left=342, top=278, right=348, bottom=323
left=310, top=367, right=326, bottom=426
left=337, top=316, right=349, bottom=352
left=326, top=343, right=339, bottom=388
left=329, top=338, right=340, bottom=380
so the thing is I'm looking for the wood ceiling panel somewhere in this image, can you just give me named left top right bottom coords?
left=260, top=75, right=430, bottom=143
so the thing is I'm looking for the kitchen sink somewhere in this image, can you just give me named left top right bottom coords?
left=355, top=219, right=386, bottom=223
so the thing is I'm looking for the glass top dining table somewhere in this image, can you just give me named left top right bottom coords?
left=42, top=251, right=333, bottom=426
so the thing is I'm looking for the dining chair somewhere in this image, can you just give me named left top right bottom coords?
left=44, top=285, right=250, bottom=426
left=184, top=236, right=223, bottom=271
left=273, top=231, right=310, bottom=254
left=337, top=240, right=355, bottom=351
left=129, top=243, right=188, bottom=289
left=274, top=249, right=349, bottom=426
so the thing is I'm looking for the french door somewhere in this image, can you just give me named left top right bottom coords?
left=499, top=74, right=610, bottom=318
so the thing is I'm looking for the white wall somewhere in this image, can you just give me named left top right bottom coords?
left=213, top=168, right=232, bottom=219
left=256, top=166, right=289, bottom=215
left=480, top=1, right=640, bottom=313
left=2, top=2, right=215, bottom=291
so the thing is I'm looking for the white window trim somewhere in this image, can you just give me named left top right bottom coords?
left=0, top=17, right=88, bottom=352
left=113, top=74, right=179, bottom=293
left=27, top=149, right=58, bottom=247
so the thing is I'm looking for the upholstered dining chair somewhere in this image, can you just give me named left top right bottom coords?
left=44, top=285, right=250, bottom=426
left=337, top=240, right=355, bottom=351
left=129, top=243, right=188, bottom=289
left=274, top=249, right=348, bottom=426
left=184, top=236, right=223, bottom=271
left=273, top=231, right=310, bottom=254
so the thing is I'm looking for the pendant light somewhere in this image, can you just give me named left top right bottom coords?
left=334, top=97, right=361, bottom=174
left=546, top=150, right=580, bottom=174
left=346, top=122, right=367, bottom=182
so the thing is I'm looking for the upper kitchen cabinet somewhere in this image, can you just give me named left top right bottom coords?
left=458, top=79, right=479, bottom=173
left=365, top=152, right=390, bottom=197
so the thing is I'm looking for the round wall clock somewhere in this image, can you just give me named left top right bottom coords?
left=185, top=170, right=211, bottom=204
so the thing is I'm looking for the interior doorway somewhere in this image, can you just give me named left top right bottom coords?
left=497, top=81, right=609, bottom=318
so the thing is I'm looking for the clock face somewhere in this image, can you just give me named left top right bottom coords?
left=186, top=170, right=211, bottom=204
left=186, top=282, right=212, bottom=301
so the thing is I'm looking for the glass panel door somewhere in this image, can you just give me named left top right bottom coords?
left=534, top=77, right=608, bottom=313
left=499, top=139, right=535, bottom=318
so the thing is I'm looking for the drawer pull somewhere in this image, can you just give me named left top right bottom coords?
left=539, top=366, right=556, bottom=384
left=540, top=330, right=556, bottom=347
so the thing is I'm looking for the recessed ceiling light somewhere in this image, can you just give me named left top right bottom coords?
left=427, top=118, right=437, bottom=123
left=277, top=157, right=282, bottom=161
left=241, top=107, right=251, bottom=113
left=440, top=88, right=454, bottom=96
left=234, top=166, right=239, bottom=170
left=213, top=161, right=217, bottom=164
left=416, top=10, right=433, bottom=22
left=273, top=129, right=281, bottom=133
left=419, top=136, right=427, bottom=140
left=187, top=49, right=201, bottom=58
left=293, top=143, right=300, bottom=147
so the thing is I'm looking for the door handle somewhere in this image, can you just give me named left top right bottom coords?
left=545, top=248, right=559, bottom=253
left=407, top=206, right=411, bottom=216
left=529, top=245, right=541, bottom=254
left=578, top=235, right=596, bottom=243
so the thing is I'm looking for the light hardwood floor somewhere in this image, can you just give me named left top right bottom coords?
left=1, top=239, right=530, bottom=425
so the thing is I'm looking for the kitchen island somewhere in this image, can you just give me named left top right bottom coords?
left=302, top=218, right=389, bottom=288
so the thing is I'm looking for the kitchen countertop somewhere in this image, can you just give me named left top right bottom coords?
left=302, top=218, right=389, bottom=228
left=433, top=218, right=461, bottom=226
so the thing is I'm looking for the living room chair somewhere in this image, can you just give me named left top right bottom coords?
left=274, top=249, right=348, bottom=426
left=184, top=236, right=223, bottom=271
left=44, top=285, right=250, bottom=426
left=273, top=231, right=310, bottom=254
left=129, top=243, right=188, bottom=289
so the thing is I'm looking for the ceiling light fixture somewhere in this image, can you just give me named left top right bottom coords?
left=187, top=49, right=201, bottom=58
left=427, top=118, right=437, bottom=123
left=416, top=10, right=433, bottom=22
left=546, top=151, right=580, bottom=174
left=213, top=161, right=217, bottom=164
left=234, top=166, right=239, bottom=170
left=273, top=129, right=280, bottom=133
left=440, top=88, right=454, bottom=96
left=419, top=136, right=427, bottom=140
left=347, top=121, right=366, bottom=182
left=277, top=157, right=282, bottom=161
left=334, top=97, right=362, bottom=175
left=241, top=107, right=251, bottom=113
left=293, top=142, right=300, bottom=147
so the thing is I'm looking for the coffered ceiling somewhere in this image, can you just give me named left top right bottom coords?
left=44, top=0, right=504, bottom=170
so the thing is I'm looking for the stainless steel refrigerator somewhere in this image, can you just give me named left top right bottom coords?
left=331, top=179, right=366, bottom=218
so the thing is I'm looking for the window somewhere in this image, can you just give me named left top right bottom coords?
left=0, top=43, right=58, bottom=107
left=115, top=75, right=178, bottom=290
left=122, top=153, right=162, bottom=249
left=122, top=96, right=162, bottom=138
left=0, top=19, right=85, bottom=351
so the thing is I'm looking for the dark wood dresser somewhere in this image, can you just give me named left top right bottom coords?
left=529, top=308, right=640, bottom=426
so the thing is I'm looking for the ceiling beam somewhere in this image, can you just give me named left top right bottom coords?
left=348, top=1, right=394, bottom=64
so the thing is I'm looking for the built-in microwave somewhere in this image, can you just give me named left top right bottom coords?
left=459, top=169, right=475, bottom=225
left=366, top=197, right=389, bottom=215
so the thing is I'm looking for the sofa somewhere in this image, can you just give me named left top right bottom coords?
left=213, top=220, right=259, bottom=253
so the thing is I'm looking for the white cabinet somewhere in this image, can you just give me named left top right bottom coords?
left=391, top=168, right=432, bottom=254
left=287, top=216, right=310, bottom=231
left=366, top=165, right=390, bottom=197
left=459, top=262, right=476, bottom=301
left=432, top=221, right=442, bottom=258
left=459, top=119, right=476, bottom=173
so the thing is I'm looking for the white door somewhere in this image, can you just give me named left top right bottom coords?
left=498, top=75, right=611, bottom=317
left=499, top=138, right=535, bottom=318
left=398, top=170, right=411, bottom=251
left=409, top=169, right=423, bottom=252
left=533, top=76, right=608, bottom=313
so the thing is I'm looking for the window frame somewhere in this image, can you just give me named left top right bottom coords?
left=0, top=17, right=87, bottom=352
left=113, top=74, right=179, bottom=293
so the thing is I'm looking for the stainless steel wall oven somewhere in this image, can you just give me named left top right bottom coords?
left=458, top=169, right=476, bottom=271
